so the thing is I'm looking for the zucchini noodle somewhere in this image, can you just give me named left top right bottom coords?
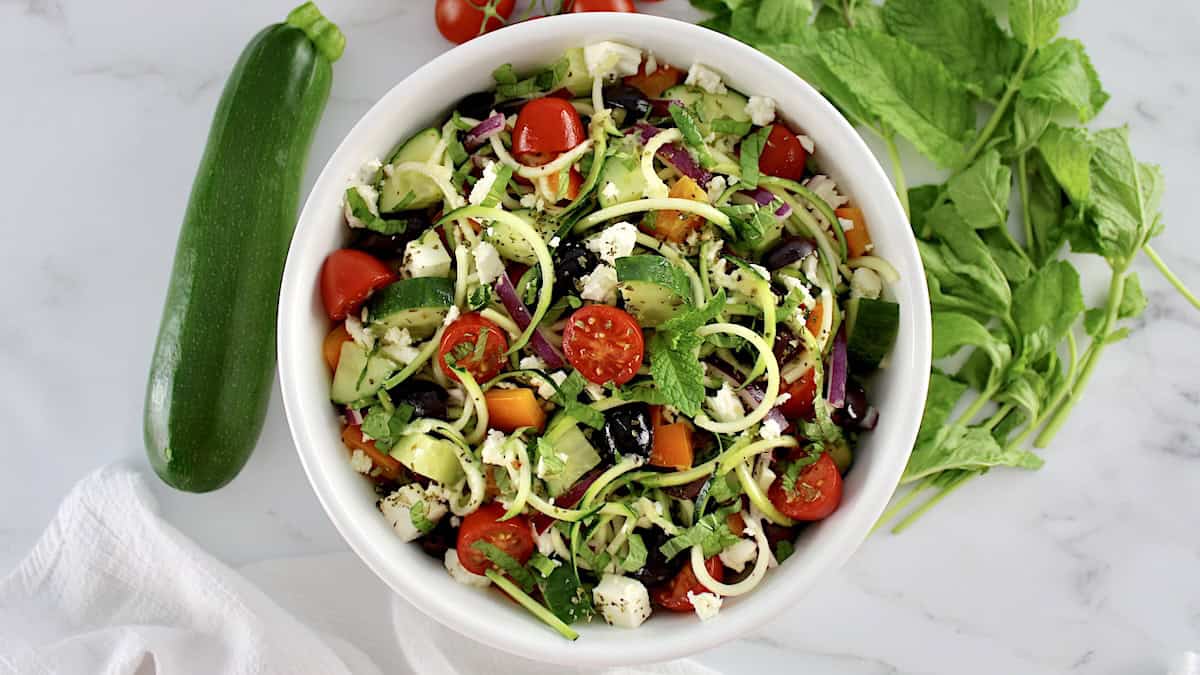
left=499, top=431, right=532, bottom=521
left=406, top=418, right=485, bottom=517
left=774, top=191, right=840, bottom=284
left=698, top=240, right=720, bottom=301
left=605, top=511, right=638, bottom=556
left=455, top=370, right=489, bottom=445
left=454, top=245, right=469, bottom=308
left=689, top=510, right=772, bottom=595
left=641, top=129, right=683, bottom=199
left=715, top=436, right=798, bottom=476
left=380, top=325, right=445, bottom=390
left=527, top=494, right=625, bottom=522
left=479, top=308, right=522, bottom=340
left=439, top=207, right=554, bottom=355
left=634, top=233, right=705, bottom=305
left=760, top=176, right=848, bottom=261
left=739, top=280, right=777, bottom=385
left=449, top=383, right=475, bottom=432
left=848, top=254, right=900, bottom=283
left=693, top=323, right=780, bottom=434
left=734, top=460, right=794, bottom=526
left=489, top=134, right=594, bottom=179
left=574, top=198, right=732, bottom=233
left=386, top=161, right=465, bottom=210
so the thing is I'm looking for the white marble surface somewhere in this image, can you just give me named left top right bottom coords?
left=1, top=1, right=1198, bottom=672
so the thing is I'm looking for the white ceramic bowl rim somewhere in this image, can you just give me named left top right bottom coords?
left=279, top=12, right=930, bottom=667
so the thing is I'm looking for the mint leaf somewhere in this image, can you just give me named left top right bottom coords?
left=669, top=103, right=715, bottom=169
left=360, top=402, right=414, bottom=451
left=1008, top=0, right=1078, bottom=49
left=916, top=371, right=969, bottom=447
left=538, top=564, right=594, bottom=624
left=753, top=0, right=813, bottom=38
left=1022, top=38, right=1108, bottom=122
left=1036, top=123, right=1093, bottom=203
left=1119, top=273, right=1147, bottom=320
left=947, top=150, right=1011, bottom=229
left=882, top=0, right=1020, bottom=98
left=1011, top=260, right=1084, bottom=360
left=932, top=313, right=1012, bottom=381
left=1026, top=152, right=1071, bottom=265
left=471, top=540, right=536, bottom=593
left=904, top=424, right=1043, bottom=483
left=660, top=505, right=739, bottom=560
left=550, top=371, right=605, bottom=429
left=1007, top=96, right=1055, bottom=156
left=409, top=500, right=435, bottom=535
left=647, top=334, right=707, bottom=417
left=619, top=533, right=649, bottom=573
left=919, top=209, right=1012, bottom=317
left=980, top=228, right=1033, bottom=285
left=738, top=126, right=770, bottom=189
left=812, top=2, right=884, bottom=31
left=346, top=187, right=411, bottom=236
left=1084, top=127, right=1164, bottom=266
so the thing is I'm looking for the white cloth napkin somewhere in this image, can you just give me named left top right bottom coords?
left=0, top=466, right=718, bottom=675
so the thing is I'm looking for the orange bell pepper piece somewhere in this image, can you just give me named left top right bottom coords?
left=485, top=388, right=547, bottom=433
left=323, top=324, right=352, bottom=372
left=835, top=207, right=873, bottom=258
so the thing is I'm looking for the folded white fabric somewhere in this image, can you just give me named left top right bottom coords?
left=0, top=466, right=718, bottom=675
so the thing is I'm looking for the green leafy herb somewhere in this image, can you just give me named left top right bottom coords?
left=345, top=187, right=410, bottom=235
left=660, top=505, right=739, bottom=560
left=647, top=291, right=727, bottom=416
left=619, top=533, right=649, bottom=572
left=711, top=118, right=753, bottom=135
left=360, top=402, right=414, bottom=451
left=669, top=103, right=716, bottom=169
left=535, top=437, right=566, bottom=479
left=481, top=164, right=513, bottom=209
left=527, top=552, right=561, bottom=578
left=538, top=563, right=594, bottom=624
left=737, top=126, right=770, bottom=189
left=471, top=540, right=536, bottom=593
left=773, top=539, right=794, bottom=563
left=547, top=370, right=605, bottom=430
left=409, top=500, right=435, bottom=535
left=467, top=284, right=493, bottom=311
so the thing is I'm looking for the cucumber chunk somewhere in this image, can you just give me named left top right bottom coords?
left=662, top=85, right=750, bottom=131
left=542, top=416, right=602, bottom=497
left=560, top=47, right=592, bottom=96
left=368, top=276, right=454, bottom=339
left=390, top=433, right=465, bottom=486
left=846, top=297, right=900, bottom=371
left=484, top=209, right=544, bottom=265
left=597, top=153, right=648, bottom=208
left=330, top=342, right=397, bottom=404
left=379, top=128, right=442, bottom=212
left=615, top=255, right=693, bottom=327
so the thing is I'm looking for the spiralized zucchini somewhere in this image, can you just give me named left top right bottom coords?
left=499, top=430, right=532, bottom=521
left=386, top=161, right=465, bottom=210
left=405, top=418, right=485, bottom=517
left=455, top=370, right=489, bottom=445
left=734, top=460, right=795, bottom=526
left=715, top=436, right=798, bottom=476
left=689, top=510, right=772, bottom=595
left=490, top=134, right=594, bottom=179
left=848, top=254, right=901, bottom=283
left=693, top=323, right=780, bottom=434
left=641, top=129, right=682, bottom=199
left=574, top=198, right=732, bottom=233
left=380, top=325, right=445, bottom=390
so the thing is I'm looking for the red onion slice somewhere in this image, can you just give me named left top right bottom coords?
left=708, top=362, right=789, bottom=430
left=741, top=188, right=791, bottom=217
left=828, top=328, right=848, bottom=409
left=631, top=122, right=711, bottom=184
left=465, top=112, right=506, bottom=150
left=345, top=407, right=364, bottom=426
left=494, top=271, right=566, bottom=369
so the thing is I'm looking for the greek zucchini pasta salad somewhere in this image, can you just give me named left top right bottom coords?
left=317, top=42, right=900, bottom=639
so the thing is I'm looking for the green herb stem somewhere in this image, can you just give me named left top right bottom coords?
left=960, top=49, right=1036, bottom=170
left=954, top=383, right=1000, bottom=428
left=1143, top=244, right=1200, bottom=310
left=484, top=569, right=579, bottom=641
left=883, top=130, right=910, bottom=219
left=871, top=476, right=935, bottom=534
left=891, top=471, right=978, bottom=534
left=1016, top=152, right=1037, bottom=263
left=983, top=403, right=1015, bottom=431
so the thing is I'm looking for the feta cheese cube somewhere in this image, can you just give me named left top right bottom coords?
left=444, top=549, right=492, bottom=588
left=468, top=160, right=499, bottom=206
left=349, top=449, right=373, bottom=474
left=585, top=221, right=638, bottom=265
left=379, top=484, right=448, bottom=542
left=744, top=95, right=776, bottom=126
left=797, top=134, right=815, bottom=154
left=534, top=526, right=558, bottom=556
left=442, top=305, right=461, bottom=327
left=687, top=591, right=723, bottom=621
left=705, top=175, right=727, bottom=203
left=537, top=370, right=568, bottom=400
left=344, top=315, right=374, bottom=350
left=760, top=416, right=784, bottom=440
left=584, top=41, right=642, bottom=79
left=644, top=51, right=658, bottom=74
left=707, top=383, right=745, bottom=423
left=519, top=355, right=547, bottom=371
left=602, top=181, right=620, bottom=202
left=402, top=230, right=452, bottom=278
left=380, top=327, right=420, bottom=365
left=718, top=538, right=758, bottom=573
left=480, top=429, right=510, bottom=466
left=838, top=216, right=856, bottom=232
left=685, top=63, right=726, bottom=94
left=472, top=240, right=505, bottom=285
left=593, top=575, right=652, bottom=628
left=579, top=264, right=619, bottom=304
left=357, top=158, right=383, bottom=184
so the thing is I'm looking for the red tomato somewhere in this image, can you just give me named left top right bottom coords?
left=435, top=0, right=515, bottom=44
left=758, top=124, right=809, bottom=181
left=561, top=305, right=645, bottom=386
left=569, top=0, right=636, bottom=10
left=777, top=368, right=817, bottom=421
left=319, top=249, right=395, bottom=321
left=512, top=98, right=586, bottom=165
left=438, top=313, right=509, bottom=383
left=652, top=556, right=724, bottom=611
left=768, top=453, right=843, bottom=521
left=456, top=503, right=535, bottom=575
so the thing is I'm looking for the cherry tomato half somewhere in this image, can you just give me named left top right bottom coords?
left=435, top=0, right=516, bottom=44
left=652, top=556, right=724, bottom=611
left=561, top=305, right=645, bottom=386
left=776, top=368, right=817, bottom=421
left=438, top=313, right=509, bottom=383
left=570, top=0, right=636, bottom=10
left=320, top=249, right=395, bottom=321
left=512, top=98, right=586, bottom=165
left=768, top=452, right=843, bottom=521
left=456, top=503, right=536, bottom=575
left=758, top=124, right=809, bottom=182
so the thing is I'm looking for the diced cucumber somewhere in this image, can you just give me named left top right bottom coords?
left=368, top=276, right=454, bottom=339
left=330, top=342, right=397, bottom=404
left=561, top=47, right=592, bottom=96
left=402, top=228, right=452, bottom=279
left=662, top=85, right=750, bottom=130
left=597, top=153, right=648, bottom=208
left=542, top=417, right=601, bottom=497
left=379, top=128, right=442, bottom=212
left=484, top=209, right=544, bottom=265
left=390, top=433, right=465, bottom=486
left=845, top=297, right=900, bottom=371
left=615, top=255, right=693, bottom=327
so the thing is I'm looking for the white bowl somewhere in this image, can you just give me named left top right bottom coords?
left=278, top=12, right=930, bottom=668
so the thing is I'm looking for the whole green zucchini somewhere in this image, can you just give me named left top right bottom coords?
left=144, top=4, right=344, bottom=492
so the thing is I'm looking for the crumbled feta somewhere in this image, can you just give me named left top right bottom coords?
left=586, top=221, right=638, bottom=265
left=797, top=134, right=815, bottom=154
left=380, top=327, right=420, bottom=365
left=685, top=63, right=726, bottom=94
left=593, top=575, right=652, bottom=629
left=358, top=158, right=383, bottom=184
left=349, top=449, right=373, bottom=474
left=838, top=217, right=856, bottom=232
left=344, top=315, right=374, bottom=350
left=644, top=51, right=657, bottom=74
left=602, top=181, right=621, bottom=202
left=579, top=264, right=619, bottom=304
left=719, top=538, right=758, bottom=573
left=379, top=484, right=448, bottom=542
left=472, top=241, right=504, bottom=285
left=584, top=41, right=642, bottom=79
left=803, top=174, right=849, bottom=228
left=402, top=231, right=452, bottom=278
left=537, top=370, right=568, bottom=400
left=343, top=184, right=380, bottom=229
left=549, top=236, right=561, bottom=248
left=442, top=305, right=461, bottom=326
left=749, top=263, right=770, bottom=280
left=519, top=355, right=547, bottom=371
left=533, top=527, right=559, bottom=557
left=480, top=429, right=510, bottom=466
left=444, top=549, right=492, bottom=588
left=707, top=383, right=745, bottom=423
left=519, top=192, right=541, bottom=209
left=687, top=591, right=723, bottom=621
left=760, top=417, right=784, bottom=440
left=744, top=95, right=776, bottom=126
left=851, top=267, right=883, bottom=300
left=584, top=382, right=607, bottom=402
left=705, top=175, right=727, bottom=203
left=468, top=161, right=500, bottom=206
left=756, top=463, right=777, bottom=493
left=727, top=175, right=740, bottom=185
